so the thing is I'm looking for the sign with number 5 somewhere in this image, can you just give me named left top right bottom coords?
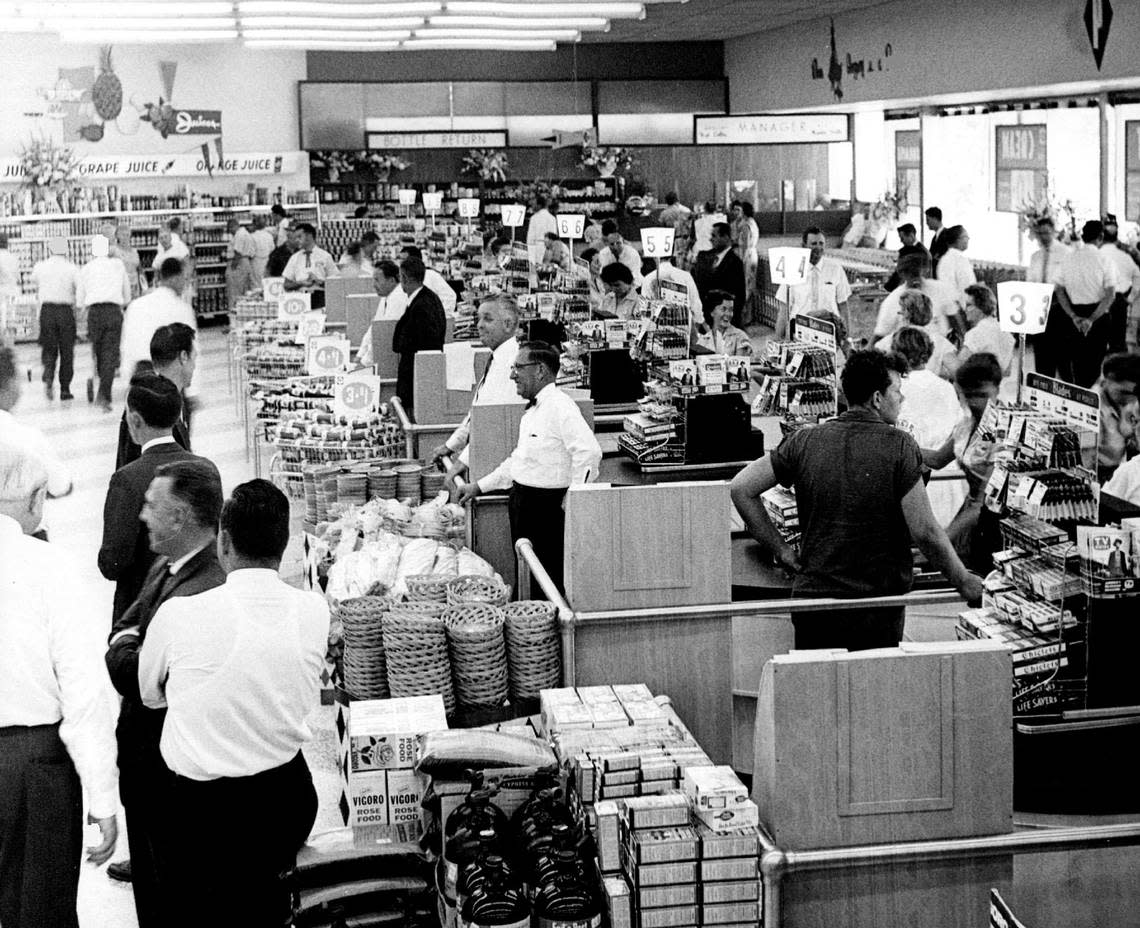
left=640, top=227, right=675, bottom=259
left=997, top=281, right=1053, bottom=334
left=767, top=247, right=811, bottom=286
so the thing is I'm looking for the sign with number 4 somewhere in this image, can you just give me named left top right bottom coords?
left=997, top=281, right=1053, bottom=334
left=640, top=227, right=675, bottom=259
left=306, top=334, right=349, bottom=375
left=557, top=214, right=585, bottom=239
left=334, top=370, right=381, bottom=418
left=767, top=247, right=811, bottom=286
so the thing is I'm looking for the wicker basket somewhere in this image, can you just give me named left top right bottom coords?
left=447, top=574, right=511, bottom=607
left=382, top=610, right=455, bottom=713
left=405, top=575, right=452, bottom=603
left=502, top=601, right=561, bottom=700
left=337, top=596, right=391, bottom=699
left=444, top=603, right=508, bottom=710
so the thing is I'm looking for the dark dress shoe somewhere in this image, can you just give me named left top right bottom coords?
left=60, top=391, right=75, bottom=400
left=107, top=860, right=132, bottom=883
left=86, top=378, right=95, bottom=403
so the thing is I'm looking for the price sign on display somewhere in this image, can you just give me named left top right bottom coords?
left=294, top=311, right=326, bottom=345
left=997, top=280, right=1053, bottom=334
left=660, top=279, right=689, bottom=307
left=422, top=191, right=443, bottom=212
left=556, top=214, right=585, bottom=239
left=458, top=197, right=481, bottom=219
left=767, top=247, right=811, bottom=286
left=640, top=227, right=675, bottom=259
left=276, top=291, right=311, bottom=320
left=500, top=203, right=526, bottom=227
left=790, top=313, right=837, bottom=353
left=306, top=334, right=349, bottom=375
left=333, top=370, right=381, bottom=418
left=262, top=277, right=284, bottom=301
left=397, top=188, right=417, bottom=206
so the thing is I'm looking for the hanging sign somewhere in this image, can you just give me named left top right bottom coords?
left=695, top=113, right=849, bottom=145
left=0, top=151, right=300, bottom=183
left=334, top=370, right=382, bottom=418
left=276, top=291, right=312, bottom=320
left=640, top=227, right=676, bottom=259
left=500, top=203, right=526, bottom=227
left=557, top=214, right=585, bottom=239
left=306, top=334, right=350, bottom=375
left=768, top=247, right=811, bottom=285
left=397, top=188, right=418, bottom=206
left=997, top=280, right=1053, bottom=334
left=295, top=311, right=327, bottom=345
left=262, top=277, right=285, bottom=301
left=422, top=191, right=444, bottom=212
left=458, top=198, right=481, bottom=219
left=366, top=130, right=507, bottom=150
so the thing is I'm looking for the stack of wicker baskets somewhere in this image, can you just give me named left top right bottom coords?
left=502, top=601, right=561, bottom=701
left=382, top=602, right=455, bottom=713
left=443, top=602, right=509, bottom=711
left=338, top=596, right=390, bottom=699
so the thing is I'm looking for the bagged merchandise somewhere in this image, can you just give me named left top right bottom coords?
left=457, top=547, right=497, bottom=578
left=393, top=538, right=442, bottom=598
left=433, top=545, right=459, bottom=578
left=416, top=729, right=558, bottom=776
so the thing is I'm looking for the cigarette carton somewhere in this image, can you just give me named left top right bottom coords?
left=695, top=823, right=760, bottom=859
left=693, top=800, right=759, bottom=833
left=681, top=765, right=748, bottom=811
left=636, top=884, right=698, bottom=908
left=620, top=792, right=692, bottom=830
left=700, top=857, right=758, bottom=882
left=701, top=901, right=760, bottom=925
left=578, top=685, right=621, bottom=704
left=612, top=684, right=655, bottom=702
left=637, top=904, right=699, bottom=928
left=626, top=859, right=698, bottom=887
left=625, top=827, right=699, bottom=865
left=603, top=876, right=633, bottom=928
left=596, top=801, right=622, bottom=872
left=699, top=880, right=760, bottom=904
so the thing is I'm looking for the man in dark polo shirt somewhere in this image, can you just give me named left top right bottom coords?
left=731, top=349, right=983, bottom=651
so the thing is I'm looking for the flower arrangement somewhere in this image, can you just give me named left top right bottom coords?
left=311, top=150, right=355, bottom=176
left=310, top=150, right=410, bottom=181
left=870, top=187, right=908, bottom=222
left=18, top=137, right=81, bottom=210
left=1017, top=185, right=1078, bottom=243
left=579, top=144, right=635, bottom=177
left=365, top=151, right=410, bottom=175
left=461, top=148, right=509, bottom=183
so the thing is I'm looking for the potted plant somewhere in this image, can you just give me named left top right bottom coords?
left=461, top=148, right=510, bottom=185
left=1018, top=186, right=1078, bottom=244
left=365, top=151, right=410, bottom=182
left=579, top=144, right=635, bottom=178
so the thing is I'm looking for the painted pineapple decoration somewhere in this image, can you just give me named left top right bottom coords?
left=92, top=46, right=123, bottom=121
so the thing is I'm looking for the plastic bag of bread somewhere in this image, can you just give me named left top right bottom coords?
left=368, top=532, right=404, bottom=593
left=432, top=544, right=459, bottom=577
left=392, top=537, right=440, bottom=598
left=415, top=729, right=558, bottom=776
left=455, top=547, right=497, bottom=579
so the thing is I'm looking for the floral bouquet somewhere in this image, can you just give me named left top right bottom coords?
left=461, top=148, right=509, bottom=182
left=18, top=137, right=81, bottom=210
left=365, top=151, right=410, bottom=176
left=579, top=144, right=635, bottom=176
left=870, top=187, right=908, bottom=222
left=1018, top=186, right=1078, bottom=243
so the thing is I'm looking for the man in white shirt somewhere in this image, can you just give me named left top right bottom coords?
left=873, top=253, right=964, bottom=343
left=0, top=441, right=119, bottom=928
left=1101, top=216, right=1140, bottom=353
left=249, top=215, right=276, bottom=286
left=776, top=226, right=852, bottom=338
left=689, top=202, right=724, bottom=262
left=934, top=225, right=977, bottom=306
left=78, top=234, right=133, bottom=411
left=1026, top=216, right=1073, bottom=379
left=120, top=258, right=197, bottom=380
left=592, top=219, right=643, bottom=308
left=597, top=263, right=645, bottom=320
left=430, top=296, right=523, bottom=482
left=526, top=193, right=558, bottom=266
left=271, top=204, right=291, bottom=246
left=356, top=260, right=403, bottom=365
left=459, top=341, right=602, bottom=594
left=282, top=222, right=337, bottom=310
left=658, top=192, right=691, bottom=231
left=0, top=232, right=20, bottom=300
left=32, top=237, right=80, bottom=400
left=400, top=244, right=457, bottom=315
left=642, top=256, right=703, bottom=330
left=1052, top=220, right=1117, bottom=387
left=151, top=227, right=190, bottom=273
left=224, top=217, right=256, bottom=312
left=140, top=479, right=329, bottom=928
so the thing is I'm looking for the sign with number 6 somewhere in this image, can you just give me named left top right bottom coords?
left=997, top=281, right=1053, bottom=334
left=767, top=247, right=811, bottom=286
left=640, top=227, right=675, bottom=259
left=556, top=214, right=585, bottom=239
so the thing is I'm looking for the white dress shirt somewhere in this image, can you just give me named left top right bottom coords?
left=32, top=255, right=80, bottom=305
left=425, top=267, right=458, bottom=314
left=119, top=284, right=197, bottom=377
left=526, top=208, right=559, bottom=264
left=478, top=384, right=602, bottom=493
left=596, top=244, right=644, bottom=288
left=227, top=227, right=256, bottom=260
left=0, top=409, right=71, bottom=498
left=152, top=239, right=190, bottom=271
left=1026, top=241, right=1072, bottom=284
left=1056, top=244, right=1116, bottom=305
left=1101, top=243, right=1140, bottom=294
left=1104, top=455, right=1140, bottom=504
left=251, top=229, right=276, bottom=260
left=77, top=256, right=132, bottom=308
left=0, top=516, right=118, bottom=818
left=446, top=336, right=522, bottom=462
left=962, top=315, right=1015, bottom=376
left=641, top=261, right=703, bottom=327
left=935, top=247, right=977, bottom=303
left=282, top=246, right=338, bottom=286
left=874, top=278, right=960, bottom=338
left=897, top=368, right=961, bottom=450
left=139, top=568, right=330, bottom=781
left=777, top=257, right=852, bottom=318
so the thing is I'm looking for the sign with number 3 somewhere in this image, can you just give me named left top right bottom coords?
left=997, top=281, right=1053, bottom=334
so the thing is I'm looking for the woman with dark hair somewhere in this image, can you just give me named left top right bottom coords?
left=936, top=224, right=977, bottom=308
left=875, top=289, right=958, bottom=380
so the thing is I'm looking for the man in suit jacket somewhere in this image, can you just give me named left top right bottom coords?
left=693, top=222, right=747, bottom=327
left=392, top=254, right=446, bottom=419
left=116, top=323, right=197, bottom=469
left=99, top=371, right=206, bottom=624
left=105, top=459, right=225, bottom=928
left=926, top=206, right=950, bottom=267
left=885, top=223, right=931, bottom=291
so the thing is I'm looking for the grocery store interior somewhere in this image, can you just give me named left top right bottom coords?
left=4, top=1, right=1140, bottom=927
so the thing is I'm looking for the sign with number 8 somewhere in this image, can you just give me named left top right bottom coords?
left=997, top=281, right=1053, bottom=334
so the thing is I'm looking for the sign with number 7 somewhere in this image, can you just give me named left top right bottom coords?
left=997, top=281, right=1054, bottom=334
left=767, top=247, right=811, bottom=285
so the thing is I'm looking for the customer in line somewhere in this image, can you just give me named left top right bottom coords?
left=116, top=323, right=197, bottom=468
left=596, top=262, right=644, bottom=320
left=282, top=222, right=337, bottom=310
left=265, top=226, right=300, bottom=279
left=399, top=245, right=457, bottom=314
left=99, top=372, right=206, bottom=624
left=1095, top=351, right=1140, bottom=485
left=104, top=459, right=225, bottom=928
left=775, top=226, right=851, bottom=339
left=459, top=341, right=602, bottom=595
left=392, top=255, right=446, bottom=417
left=78, top=233, right=132, bottom=411
left=1051, top=220, right=1117, bottom=387
left=120, top=257, right=197, bottom=380
left=693, top=221, right=746, bottom=327
left=730, top=200, right=760, bottom=320
left=140, top=479, right=329, bottom=928
left=873, top=252, right=964, bottom=344
left=430, top=295, right=523, bottom=482
left=641, top=247, right=703, bottom=332
left=876, top=289, right=958, bottom=381
left=542, top=231, right=573, bottom=272
left=31, top=237, right=80, bottom=400
left=592, top=220, right=644, bottom=308
left=356, top=261, right=404, bottom=367
left=935, top=225, right=977, bottom=305
left=1100, top=215, right=1140, bottom=353
left=731, top=349, right=983, bottom=651
left=959, top=283, right=1014, bottom=384
left=0, top=440, right=119, bottom=928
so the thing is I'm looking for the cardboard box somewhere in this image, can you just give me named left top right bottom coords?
left=603, top=875, right=633, bottom=928
left=386, top=768, right=428, bottom=828
left=345, top=769, right=389, bottom=826
left=345, top=695, right=448, bottom=772
left=700, top=858, right=758, bottom=882
left=626, top=860, right=698, bottom=887
left=596, top=800, right=622, bottom=873
left=695, top=823, right=759, bottom=859
left=625, top=827, right=699, bottom=865
left=700, top=880, right=760, bottom=904
left=636, top=883, right=698, bottom=908
left=637, top=904, right=698, bottom=928
left=681, top=765, right=748, bottom=812
left=693, top=800, right=758, bottom=833
left=620, top=792, right=691, bottom=831
left=701, top=901, right=760, bottom=925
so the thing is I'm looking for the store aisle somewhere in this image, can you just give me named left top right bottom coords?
left=9, top=327, right=342, bottom=928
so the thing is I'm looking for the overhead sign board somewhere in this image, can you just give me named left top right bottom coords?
left=695, top=114, right=849, bottom=145
left=366, top=130, right=508, bottom=150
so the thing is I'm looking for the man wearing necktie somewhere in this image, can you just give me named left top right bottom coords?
left=1026, top=217, right=1072, bottom=378
left=282, top=222, right=337, bottom=310
left=116, top=323, right=197, bottom=469
left=105, top=459, right=225, bottom=928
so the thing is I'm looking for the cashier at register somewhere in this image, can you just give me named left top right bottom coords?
left=458, top=341, right=602, bottom=594
left=281, top=222, right=337, bottom=309
left=595, top=263, right=645, bottom=320
left=730, top=349, right=983, bottom=652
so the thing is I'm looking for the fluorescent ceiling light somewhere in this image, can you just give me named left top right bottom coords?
left=59, top=29, right=239, bottom=41
left=429, top=13, right=607, bottom=28
left=240, top=1, right=440, bottom=13
left=443, top=1, right=644, bottom=18
left=245, top=38, right=401, bottom=47
left=243, top=27, right=413, bottom=38
left=237, top=15, right=422, bottom=26
left=32, top=16, right=236, bottom=28
left=25, top=1, right=234, bottom=13
left=402, top=37, right=555, bottom=48
left=415, top=26, right=578, bottom=39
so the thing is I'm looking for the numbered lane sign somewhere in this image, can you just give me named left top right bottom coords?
left=640, top=227, right=676, bottom=259
left=307, top=334, right=349, bottom=375
left=997, top=280, right=1053, bottom=334
left=557, top=214, right=585, bottom=239
left=262, top=277, right=284, bottom=301
left=333, top=371, right=382, bottom=418
left=768, top=247, right=811, bottom=286
left=276, top=291, right=311, bottom=319
left=295, top=311, right=326, bottom=345
left=422, top=191, right=444, bottom=212
left=397, top=188, right=417, bottom=206
left=501, top=203, right=526, bottom=227
left=458, top=197, right=481, bottom=219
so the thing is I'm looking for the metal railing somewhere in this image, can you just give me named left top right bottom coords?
left=388, top=394, right=459, bottom=460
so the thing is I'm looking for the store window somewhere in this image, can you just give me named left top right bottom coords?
left=1126, top=121, right=1140, bottom=222
left=895, top=130, right=921, bottom=207
left=995, top=124, right=1047, bottom=212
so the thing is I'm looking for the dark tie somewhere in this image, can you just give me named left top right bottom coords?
left=474, top=354, right=492, bottom=401
left=305, top=251, right=311, bottom=268
left=526, top=397, right=537, bottom=409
